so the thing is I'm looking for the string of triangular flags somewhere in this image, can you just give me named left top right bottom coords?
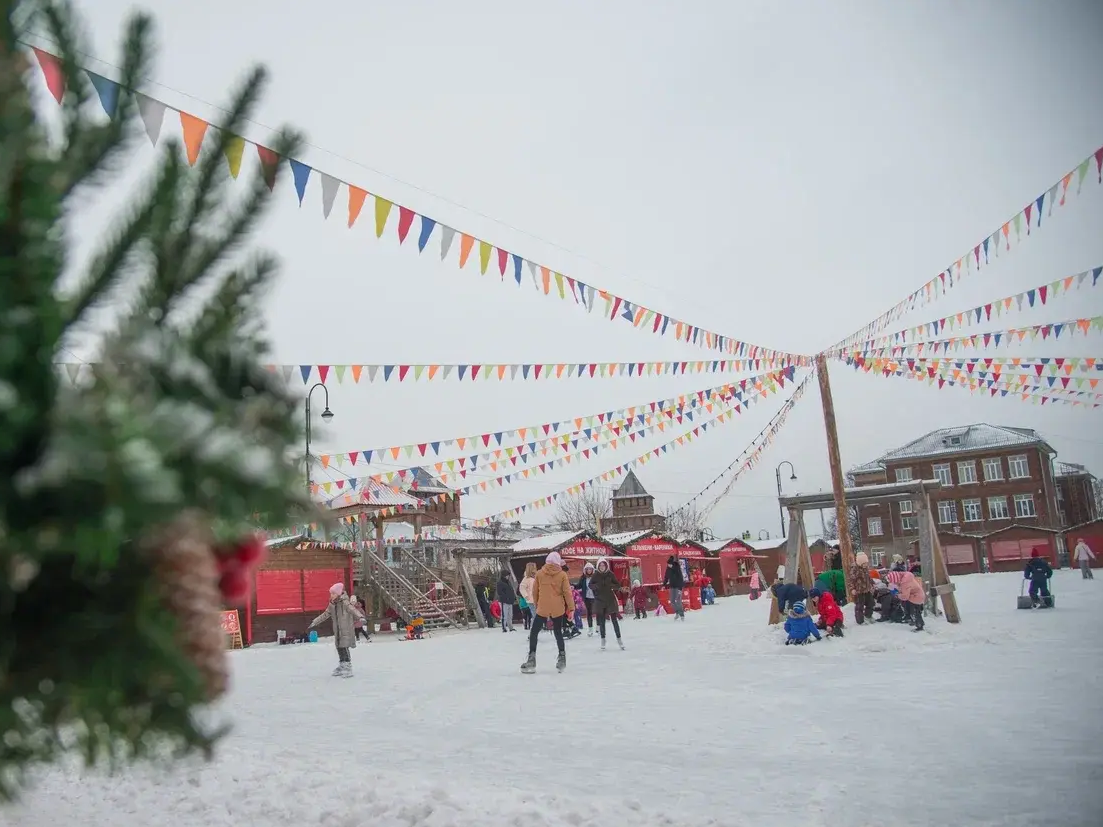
left=315, top=386, right=731, bottom=490
left=850, top=266, right=1101, bottom=352
left=700, top=370, right=816, bottom=520
left=467, top=368, right=807, bottom=525
left=312, top=374, right=778, bottom=499
left=876, top=356, right=1102, bottom=378
left=28, top=46, right=807, bottom=368
left=277, top=359, right=779, bottom=386
left=836, top=315, right=1103, bottom=357
left=316, top=370, right=787, bottom=467
left=670, top=369, right=816, bottom=519
left=838, top=356, right=1101, bottom=408
left=829, top=143, right=1103, bottom=352
left=846, top=355, right=1103, bottom=400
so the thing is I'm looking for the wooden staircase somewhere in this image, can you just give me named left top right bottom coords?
left=362, top=547, right=469, bottom=630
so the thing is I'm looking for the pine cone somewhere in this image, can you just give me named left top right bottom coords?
left=143, top=513, right=229, bottom=701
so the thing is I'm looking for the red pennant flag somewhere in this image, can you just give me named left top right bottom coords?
left=317, top=365, right=330, bottom=383
left=497, top=248, right=508, bottom=277
left=32, top=48, right=65, bottom=103
left=256, top=145, right=280, bottom=191
left=398, top=365, right=410, bottom=381
left=397, top=207, right=416, bottom=243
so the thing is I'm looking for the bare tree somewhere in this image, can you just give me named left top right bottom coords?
left=825, top=507, right=862, bottom=550
left=661, top=502, right=708, bottom=540
left=553, top=487, right=612, bottom=532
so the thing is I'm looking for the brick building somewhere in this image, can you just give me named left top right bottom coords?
left=1055, top=462, right=1099, bottom=527
left=850, top=424, right=1061, bottom=568
left=601, top=471, right=667, bottom=534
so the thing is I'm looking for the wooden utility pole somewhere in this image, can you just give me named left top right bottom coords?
left=814, top=353, right=856, bottom=602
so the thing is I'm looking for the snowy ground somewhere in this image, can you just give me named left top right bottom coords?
left=8, top=571, right=1103, bottom=826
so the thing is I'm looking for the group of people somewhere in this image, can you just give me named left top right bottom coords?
left=776, top=551, right=929, bottom=645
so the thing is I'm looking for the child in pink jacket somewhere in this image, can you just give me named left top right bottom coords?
left=895, top=571, right=925, bottom=632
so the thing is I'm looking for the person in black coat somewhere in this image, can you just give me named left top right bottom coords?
left=662, top=555, right=686, bottom=619
left=1023, top=551, right=1054, bottom=608
left=771, top=581, right=808, bottom=614
left=496, top=570, right=517, bottom=631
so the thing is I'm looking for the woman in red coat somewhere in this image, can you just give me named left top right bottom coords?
left=809, top=585, right=844, bottom=637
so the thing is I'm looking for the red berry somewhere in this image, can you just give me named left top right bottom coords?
left=233, top=535, right=267, bottom=569
left=219, top=569, right=251, bottom=604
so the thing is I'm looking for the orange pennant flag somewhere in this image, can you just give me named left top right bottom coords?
left=348, top=186, right=368, bottom=228
left=179, top=112, right=209, bottom=166
left=459, top=234, right=476, bottom=268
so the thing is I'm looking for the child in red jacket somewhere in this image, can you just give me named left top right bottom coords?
left=630, top=580, right=649, bottom=619
left=809, top=586, right=844, bottom=638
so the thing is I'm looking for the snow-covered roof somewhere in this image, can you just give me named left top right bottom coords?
left=396, top=466, right=453, bottom=494
left=265, top=533, right=304, bottom=547
left=612, top=470, right=650, bottom=500
left=698, top=538, right=745, bottom=553
left=744, top=537, right=786, bottom=551
left=511, top=530, right=587, bottom=553
left=326, top=479, right=422, bottom=510
left=850, top=424, right=1050, bottom=473
left=1056, top=462, right=1093, bottom=478
left=602, top=529, right=655, bottom=547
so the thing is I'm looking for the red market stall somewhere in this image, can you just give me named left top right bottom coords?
left=510, top=530, right=617, bottom=579
left=697, top=538, right=757, bottom=596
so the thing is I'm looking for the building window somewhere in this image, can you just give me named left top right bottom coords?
left=933, top=463, right=952, bottom=486
left=1008, top=455, right=1030, bottom=480
left=988, top=496, right=1010, bottom=520
left=895, top=467, right=913, bottom=483
left=937, top=501, right=958, bottom=525
left=1014, top=493, right=1037, bottom=518
left=868, top=548, right=885, bottom=567
left=867, top=516, right=883, bottom=536
left=957, top=461, right=977, bottom=484
left=899, top=499, right=913, bottom=515
left=983, top=458, right=1003, bottom=482
left=901, top=516, right=918, bottom=531
left=961, top=498, right=982, bottom=522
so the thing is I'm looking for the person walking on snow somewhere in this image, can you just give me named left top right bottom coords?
left=496, top=569, right=517, bottom=632
left=631, top=580, right=649, bottom=618
left=895, top=570, right=926, bottom=631
left=1073, top=539, right=1096, bottom=580
left=350, top=594, right=371, bottom=642
left=663, top=555, right=686, bottom=620
left=591, top=557, right=626, bottom=650
left=519, top=562, right=537, bottom=629
left=849, top=551, right=875, bottom=625
left=1023, top=550, right=1054, bottom=608
left=577, top=561, right=597, bottom=635
left=521, top=552, right=574, bottom=674
left=308, top=582, right=366, bottom=677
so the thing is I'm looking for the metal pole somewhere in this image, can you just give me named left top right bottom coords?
left=775, top=467, right=785, bottom=537
left=304, top=382, right=332, bottom=505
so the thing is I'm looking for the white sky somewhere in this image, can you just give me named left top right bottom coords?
left=38, top=0, right=1103, bottom=539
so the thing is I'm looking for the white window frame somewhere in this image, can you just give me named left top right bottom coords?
left=937, top=500, right=958, bottom=525
left=982, top=458, right=1004, bottom=482
left=868, top=548, right=885, bottom=567
left=867, top=516, right=883, bottom=536
left=962, top=498, right=982, bottom=523
left=900, top=515, right=918, bottom=532
left=894, top=467, right=914, bottom=483
left=957, top=461, right=978, bottom=484
left=1013, top=493, right=1037, bottom=518
left=1008, top=454, right=1030, bottom=480
left=933, top=463, right=952, bottom=486
left=988, top=496, right=1010, bottom=520
left=899, top=499, right=914, bottom=515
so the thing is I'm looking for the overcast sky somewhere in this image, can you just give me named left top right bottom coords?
left=41, top=0, right=1103, bottom=539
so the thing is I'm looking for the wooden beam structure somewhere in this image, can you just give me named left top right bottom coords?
left=814, top=353, right=856, bottom=602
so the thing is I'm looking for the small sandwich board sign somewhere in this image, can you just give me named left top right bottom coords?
left=220, top=609, right=243, bottom=649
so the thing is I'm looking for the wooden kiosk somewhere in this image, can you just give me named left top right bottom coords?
left=772, top=480, right=961, bottom=626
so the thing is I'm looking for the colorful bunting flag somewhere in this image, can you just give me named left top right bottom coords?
left=830, top=148, right=1103, bottom=352
left=27, top=47, right=810, bottom=368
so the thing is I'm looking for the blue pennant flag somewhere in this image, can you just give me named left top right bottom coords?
left=289, top=159, right=312, bottom=205
left=417, top=217, right=437, bottom=252
left=87, top=71, right=119, bottom=117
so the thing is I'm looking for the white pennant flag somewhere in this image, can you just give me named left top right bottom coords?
left=439, top=226, right=456, bottom=260
left=137, top=94, right=166, bottom=145
left=320, top=173, right=341, bottom=219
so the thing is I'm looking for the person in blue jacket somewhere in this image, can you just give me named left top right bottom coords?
left=1023, top=550, right=1054, bottom=608
left=784, top=601, right=821, bottom=645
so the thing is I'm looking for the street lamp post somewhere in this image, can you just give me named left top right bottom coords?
left=775, top=460, right=797, bottom=538
left=305, top=382, right=335, bottom=501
